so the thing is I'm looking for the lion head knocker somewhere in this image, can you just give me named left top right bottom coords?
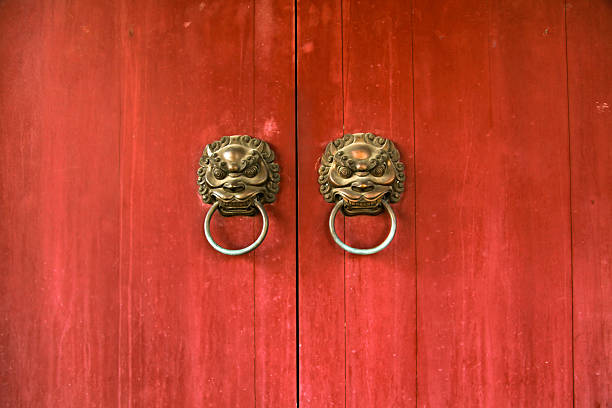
left=197, top=135, right=280, bottom=255
left=318, top=133, right=405, bottom=255
left=197, top=135, right=280, bottom=216
left=318, top=133, right=405, bottom=216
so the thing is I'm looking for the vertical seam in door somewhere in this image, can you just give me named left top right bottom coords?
left=410, top=0, right=418, bottom=406
left=252, top=0, right=257, bottom=406
left=563, top=0, right=575, bottom=406
left=118, top=9, right=123, bottom=405
left=340, top=0, right=347, bottom=406
left=117, top=2, right=124, bottom=403
left=294, top=0, right=300, bottom=405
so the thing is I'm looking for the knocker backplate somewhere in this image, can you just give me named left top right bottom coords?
left=318, top=133, right=405, bottom=216
left=197, top=135, right=280, bottom=217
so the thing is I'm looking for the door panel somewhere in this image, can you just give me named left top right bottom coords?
left=119, top=0, right=295, bottom=406
left=298, top=0, right=417, bottom=405
left=567, top=1, right=612, bottom=405
left=414, top=0, right=572, bottom=406
left=0, top=1, right=121, bottom=405
left=299, top=0, right=581, bottom=406
left=1, top=1, right=295, bottom=406
left=119, top=1, right=257, bottom=405
left=342, top=1, right=416, bottom=406
left=297, top=1, right=345, bottom=405
left=253, top=1, right=297, bottom=405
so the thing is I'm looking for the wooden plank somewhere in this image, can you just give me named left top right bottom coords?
left=566, top=0, right=612, bottom=405
left=253, top=0, right=296, bottom=406
left=0, top=0, right=121, bottom=405
left=118, top=1, right=259, bottom=405
left=297, top=0, right=346, bottom=405
left=414, top=0, right=573, bottom=405
left=341, top=0, right=416, bottom=406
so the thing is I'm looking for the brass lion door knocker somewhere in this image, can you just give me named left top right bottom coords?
left=318, top=133, right=405, bottom=255
left=197, top=135, right=280, bottom=255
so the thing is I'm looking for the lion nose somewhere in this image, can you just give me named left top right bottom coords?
left=223, top=181, right=245, bottom=193
left=351, top=180, right=375, bottom=193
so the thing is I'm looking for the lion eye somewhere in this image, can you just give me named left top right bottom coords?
left=371, top=164, right=386, bottom=177
left=244, top=165, right=259, bottom=178
left=212, top=167, right=227, bottom=180
left=338, top=166, right=353, bottom=178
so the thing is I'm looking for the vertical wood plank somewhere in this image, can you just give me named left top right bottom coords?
left=119, top=1, right=257, bottom=405
left=297, top=0, right=346, bottom=405
left=341, top=0, right=416, bottom=406
left=414, top=0, right=573, bottom=406
left=253, top=0, right=296, bottom=406
left=0, top=0, right=121, bottom=406
left=567, top=0, right=612, bottom=405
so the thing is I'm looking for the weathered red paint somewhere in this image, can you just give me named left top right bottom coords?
left=118, top=1, right=295, bottom=406
left=414, top=0, right=573, bottom=405
left=0, top=0, right=121, bottom=405
left=567, top=0, right=612, bottom=405
left=1, top=0, right=611, bottom=407
left=297, top=0, right=346, bottom=405
left=298, top=0, right=607, bottom=407
left=341, top=0, right=417, bottom=406
left=1, top=0, right=295, bottom=406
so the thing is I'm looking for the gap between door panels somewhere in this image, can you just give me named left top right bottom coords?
left=294, top=0, right=299, bottom=406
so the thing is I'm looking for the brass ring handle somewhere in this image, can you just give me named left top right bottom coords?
left=204, top=199, right=269, bottom=256
left=329, top=199, right=397, bottom=255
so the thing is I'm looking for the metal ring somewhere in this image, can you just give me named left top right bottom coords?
left=328, top=199, right=397, bottom=255
left=204, top=199, right=269, bottom=256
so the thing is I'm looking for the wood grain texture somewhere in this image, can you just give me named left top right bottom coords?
left=342, top=0, right=416, bottom=406
left=253, top=0, right=296, bottom=406
left=298, top=1, right=416, bottom=406
left=0, top=0, right=121, bottom=406
left=119, top=2, right=255, bottom=405
left=119, top=0, right=295, bottom=406
left=297, top=0, right=346, bottom=406
left=414, top=0, right=573, bottom=406
left=567, top=0, right=612, bottom=405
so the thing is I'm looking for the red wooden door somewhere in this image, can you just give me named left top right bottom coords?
left=297, top=0, right=611, bottom=407
left=0, top=1, right=295, bottom=406
left=2, top=1, right=612, bottom=407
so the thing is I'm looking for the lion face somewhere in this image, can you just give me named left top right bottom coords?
left=197, top=135, right=280, bottom=216
left=319, top=133, right=405, bottom=216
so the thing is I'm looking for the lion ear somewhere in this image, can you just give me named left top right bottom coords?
left=323, top=139, right=338, bottom=160
left=385, top=140, right=401, bottom=162
left=205, top=143, right=215, bottom=157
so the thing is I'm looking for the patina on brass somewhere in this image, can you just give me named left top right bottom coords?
left=197, top=135, right=280, bottom=217
left=318, top=133, right=405, bottom=216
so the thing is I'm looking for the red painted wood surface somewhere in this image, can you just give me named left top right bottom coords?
left=414, top=0, right=572, bottom=405
left=342, top=0, right=416, bottom=406
left=0, top=0, right=121, bottom=406
left=298, top=0, right=417, bottom=405
left=297, top=1, right=345, bottom=405
left=1, top=1, right=295, bottom=406
left=2, top=0, right=612, bottom=406
left=567, top=0, right=612, bottom=405
left=253, top=1, right=297, bottom=405
left=298, top=0, right=611, bottom=407
left=119, top=1, right=256, bottom=405
left=119, top=0, right=295, bottom=406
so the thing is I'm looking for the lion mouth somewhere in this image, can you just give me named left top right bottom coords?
left=214, top=195, right=259, bottom=216
left=336, top=192, right=386, bottom=216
